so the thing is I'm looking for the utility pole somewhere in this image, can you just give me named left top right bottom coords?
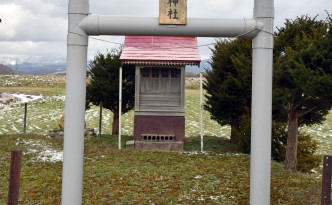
left=15, top=58, right=19, bottom=75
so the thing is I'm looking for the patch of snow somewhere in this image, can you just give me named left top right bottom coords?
left=0, top=92, right=43, bottom=108
left=11, top=124, right=19, bottom=132
left=183, top=151, right=209, bottom=156
left=19, top=139, right=63, bottom=162
left=210, top=195, right=224, bottom=200
left=148, top=200, right=155, bottom=205
left=219, top=153, right=249, bottom=157
left=10, top=93, right=43, bottom=103
left=197, top=195, right=205, bottom=201
left=37, top=149, right=63, bottom=162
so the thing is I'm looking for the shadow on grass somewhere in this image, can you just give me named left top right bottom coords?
left=90, top=134, right=239, bottom=154
left=184, top=135, right=238, bottom=153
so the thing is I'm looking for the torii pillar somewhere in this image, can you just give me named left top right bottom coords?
left=250, top=0, right=274, bottom=204
left=62, top=0, right=88, bottom=204
left=62, top=0, right=274, bottom=204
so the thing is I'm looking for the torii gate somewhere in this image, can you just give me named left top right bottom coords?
left=63, top=0, right=274, bottom=204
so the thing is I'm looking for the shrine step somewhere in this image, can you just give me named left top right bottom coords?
left=135, top=141, right=183, bottom=152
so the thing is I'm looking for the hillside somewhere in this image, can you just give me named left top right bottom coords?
left=186, top=59, right=212, bottom=73
left=6, top=63, right=66, bottom=75
left=0, top=64, right=15, bottom=75
left=1, top=59, right=209, bottom=75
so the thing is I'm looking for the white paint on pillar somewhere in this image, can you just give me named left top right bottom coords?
left=250, top=0, right=274, bottom=204
left=62, top=0, right=89, bottom=204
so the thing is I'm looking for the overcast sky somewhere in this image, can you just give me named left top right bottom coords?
left=0, top=0, right=331, bottom=64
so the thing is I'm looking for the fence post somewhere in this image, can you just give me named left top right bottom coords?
left=99, top=101, right=102, bottom=140
left=321, top=155, right=332, bottom=205
left=8, top=150, right=22, bottom=205
left=118, top=66, right=122, bottom=150
left=23, top=102, right=27, bottom=138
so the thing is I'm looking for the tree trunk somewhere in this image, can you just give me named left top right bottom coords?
left=284, top=114, right=299, bottom=172
left=230, top=118, right=239, bottom=143
left=112, top=111, right=119, bottom=135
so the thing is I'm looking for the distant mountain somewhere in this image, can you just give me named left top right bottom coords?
left=0, top=55, right=67, bottom=75
left=0, top=64, right=16, bottom=75
left=1, top=55, right=212, bottom=75
left=0, top=56, right=66, bottom=65
left=6, top=63, right=66, bottom=75
left=186, top=59, right=212, bottom=73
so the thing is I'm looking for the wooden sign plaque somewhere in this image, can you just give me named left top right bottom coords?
left=159, top=0, right=187, bottom=25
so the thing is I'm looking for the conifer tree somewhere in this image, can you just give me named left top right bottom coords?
left=273, top=15, right=332, bottom=171
left=204, top=38, right=252, bottom=143
left=86, top=49, right=135, bottom=135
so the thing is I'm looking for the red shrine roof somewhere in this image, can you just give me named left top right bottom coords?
left=120, top=36, right=201, bottom=66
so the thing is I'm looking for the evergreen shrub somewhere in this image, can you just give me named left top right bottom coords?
left=237, top=119, right=320, bottom=172
left=297, top=133, right=321, bottom=173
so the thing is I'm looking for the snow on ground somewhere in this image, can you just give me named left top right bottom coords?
left=0, top=95, right=65, bottom=135
left=0, top=92, right=43, bottom=108
left=17, top=139, right=63, bottom=162
left=10, top=93, right=43, bottom=103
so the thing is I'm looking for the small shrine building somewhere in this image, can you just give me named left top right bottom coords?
left=120, top=36, right=201, bottom=151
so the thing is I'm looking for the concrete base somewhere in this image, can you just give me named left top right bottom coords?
left=125, top=140, right=135, bottom=149
left=135, top=141, right=183, bottom=151
left=134, top=115, right=185, bottom=141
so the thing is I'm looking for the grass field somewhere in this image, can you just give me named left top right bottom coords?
left=1, top=75, right=330, bottom=154
left=0, top=75, right=331, bottom=204
left=0, top=75, right=229, bottom=139
left=0, top=75, right=65, bottom=96
left=0, top=135, right=323, bottom=204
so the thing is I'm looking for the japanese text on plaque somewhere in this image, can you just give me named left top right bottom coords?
left=159, top=0, right=187, bottom=25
